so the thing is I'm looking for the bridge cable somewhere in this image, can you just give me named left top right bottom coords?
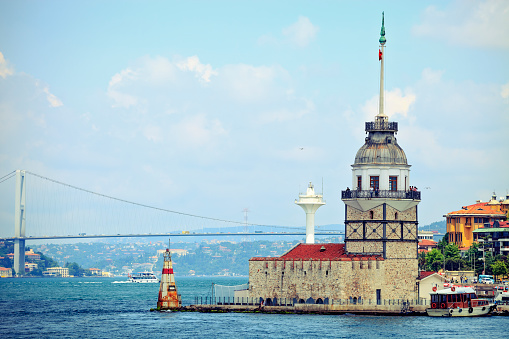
left=24, top=171, right=307, bottom=230
left=0, top=171, right=16, bottom=184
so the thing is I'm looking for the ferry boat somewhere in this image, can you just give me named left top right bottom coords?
left=426, top=286, right=495, bottom=317
left=127, top=272, right=159, bottom=283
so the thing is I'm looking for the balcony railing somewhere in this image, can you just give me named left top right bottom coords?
left=341, top=189, right=421, bottom=200
left=365, top=121, right=398, bottom=132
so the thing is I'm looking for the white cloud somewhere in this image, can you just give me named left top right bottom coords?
left=107, top=68, right=139, bottom=108
left=0, top=52, right=14, bottom=78
left=361, top=88, right=416, bottom=120
left=501, top=82, right=509, bottom=98
left=413, top=0, right=509, bottom=48
left=42, top=86, right=63, bottom=107
left=282, top=16, right=319, bottom=47
left=177, top=56, right=217, bottom=83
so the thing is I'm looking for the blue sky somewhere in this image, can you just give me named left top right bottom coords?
left=0, top=0, right=508, bottom=235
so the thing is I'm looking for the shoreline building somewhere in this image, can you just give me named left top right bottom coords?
left=444, top=194, right=507, bottom=248
left=248, top=13, right=421, bottom=305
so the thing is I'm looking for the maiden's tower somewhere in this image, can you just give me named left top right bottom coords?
left=248, top=13, right=421, bottom=306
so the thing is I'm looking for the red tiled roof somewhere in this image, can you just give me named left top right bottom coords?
left=496, top=221, right=509, bottom=227
left=249, top=243, right=383, bottom=261
left=446, top=202, right=505, bottom=216
left=418, top=249, right=429, bottom=254
left=418, top=271, right=437, bottom=280
left=419, top=239, right=437, bottom=246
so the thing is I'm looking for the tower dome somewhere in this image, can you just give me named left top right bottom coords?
left=354, top=117, right=407, bottom=165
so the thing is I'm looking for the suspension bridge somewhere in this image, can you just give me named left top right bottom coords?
left=0, top=170, right=343, bottom=275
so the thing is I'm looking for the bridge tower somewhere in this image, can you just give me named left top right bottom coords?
left=295, top=182, right=325, bottom=244
left=14, top=170, right=26, bottom=276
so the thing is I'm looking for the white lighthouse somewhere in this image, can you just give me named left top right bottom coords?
left=295, top=182, right=325, bottom=244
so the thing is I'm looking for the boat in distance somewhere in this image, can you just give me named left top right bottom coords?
left=426, top=286, right=495, bottom=317
left=127, top=272, right=159, bottom=283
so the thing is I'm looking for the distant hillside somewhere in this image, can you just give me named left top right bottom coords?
left=419, top=220, right=446, bottom=234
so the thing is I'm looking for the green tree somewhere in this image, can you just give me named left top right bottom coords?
left=426, top=248, right=444, bottom=272
left=492, top=261, right=508, bottom=280
left=65, top=262, right=85, bottom=277
left=418, top=251, right=427, bottom=271
left=443, top=243, right=463, bottom=271
left=437, top=233, right=449, bottom=252
left=483, top=251, right=495, bottom=275
left=444, top=243, right=460, bottom=259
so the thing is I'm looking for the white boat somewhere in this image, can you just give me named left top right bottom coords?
left=426, top=286, right=495, bottom=317
left=127, top=272, right=159, bottom=283
left=494, top=290, right=509, bottom=305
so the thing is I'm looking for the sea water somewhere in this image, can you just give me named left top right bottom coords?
left=0, top=276, right=507, bottom=338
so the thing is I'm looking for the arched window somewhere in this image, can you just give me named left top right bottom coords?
left=395, top=212, right=398, bottom=220
left=370, top=211, right=374, bottom=219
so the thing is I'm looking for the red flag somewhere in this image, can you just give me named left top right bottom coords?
left=379, top=49, right=382, bottom=61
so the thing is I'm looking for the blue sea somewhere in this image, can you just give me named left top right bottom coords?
left=0, top=276, right=507, bottom=338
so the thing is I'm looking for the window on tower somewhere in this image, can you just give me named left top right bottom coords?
left=370, top=176, right=379, bottom=190
left=357, top=176, right=362, bottom=190
left=389, top=176, right=397, bottom=191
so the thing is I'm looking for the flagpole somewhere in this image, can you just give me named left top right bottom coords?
left=378, top=12, right=386, bottom=117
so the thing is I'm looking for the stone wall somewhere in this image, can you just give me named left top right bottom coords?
left=249, top=257, right=417, bottom=303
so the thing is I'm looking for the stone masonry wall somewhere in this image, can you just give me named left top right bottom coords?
left=249, top=257, right=417, bottom=303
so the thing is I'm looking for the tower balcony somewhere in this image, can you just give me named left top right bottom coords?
left=365, top=121, right=398, bottom=133
left=341, top=189, right=420, bottom=201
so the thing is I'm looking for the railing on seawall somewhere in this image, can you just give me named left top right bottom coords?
left=194, top=296, right=430, bottom=307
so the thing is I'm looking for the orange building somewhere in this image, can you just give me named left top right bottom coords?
left=444, top=194, right=507, bottom=248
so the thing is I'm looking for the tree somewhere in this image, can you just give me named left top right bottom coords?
left=492, top=261, right=508, bottom=280
left=443, top=243, right=463, bottom=271
left=437, top=233, right=449, bottom=252
left=444, top=243, right=460, bottom=259
left=426, top=249, right=444, bottom=272
left=418, top=251, right=427, bottom=271
left=65, top=262, right=85, bottom=277
left=483, top=251, right=495, bottom=275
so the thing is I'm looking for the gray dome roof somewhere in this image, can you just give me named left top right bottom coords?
left=354, top=132, right=407, bottom=165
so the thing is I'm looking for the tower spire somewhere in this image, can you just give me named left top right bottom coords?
left=378, top=12, right=387, bottom=119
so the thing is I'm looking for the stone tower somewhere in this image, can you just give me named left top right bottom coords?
left=341, top=13, right=420, bottom=297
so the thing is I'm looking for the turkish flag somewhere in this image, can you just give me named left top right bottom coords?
left=379, top=49, right=382, bottom=61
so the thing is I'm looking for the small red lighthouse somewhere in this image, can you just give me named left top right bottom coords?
left=157, top=240, right=181, bottom=310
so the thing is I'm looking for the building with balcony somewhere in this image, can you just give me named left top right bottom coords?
left=444, top=197, right=507, bottom=248
left=472, top=220, right=509, bottom=256
left=43, top=267, right=70, bottom=277
left=25, top=262, right=38, bottom=272
left=418, top=231, right=434, bottom=241
left=88, top=268, right=102, bottom=276
left=7, top=249, right=41, bottom=262
left=418, top=239, right=437, bottom=253
left=0, top=267, right=13, bottom=278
